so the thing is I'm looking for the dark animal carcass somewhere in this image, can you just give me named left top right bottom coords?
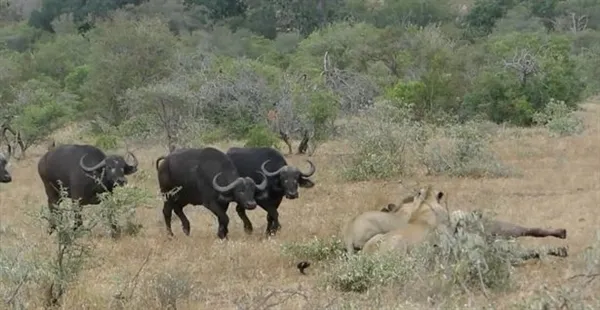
left=155, top=147, right=268, bottom=239
left=0, top=151, right=11, bottom=183
left=37, top=144, right=139, bottom=234
left=225, top=147, right=316, bottom=236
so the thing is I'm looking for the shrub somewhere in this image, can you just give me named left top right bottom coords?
left=341, top=104, right=429, bottom=181
left=280, top=236, right=345, bottom=263
left=244, top=124, right=280, bottom=148
left=532, top=98, right=585, bottom=137
left=95, top=184, right=153, bottom=238
left=327, top=251, right=421, bottom=293
left=422, top=121, right=516, bottom=178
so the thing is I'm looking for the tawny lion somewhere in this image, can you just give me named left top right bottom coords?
left=341, top=188, right=429, bottom=253
left=362, top=185, right=448, bottom=254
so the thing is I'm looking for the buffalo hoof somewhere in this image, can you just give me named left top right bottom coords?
left=217, top=231, right=228, bottom=240
left=554, top=246, right=568, bottom=258
left=558, top=229, right=567, bottom=239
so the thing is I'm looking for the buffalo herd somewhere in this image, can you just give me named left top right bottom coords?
left=1, top=143, right=569, bottom=272
left=2, top=143, right=317, bottom=240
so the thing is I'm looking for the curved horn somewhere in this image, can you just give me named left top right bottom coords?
left=79, top=154, right=106, bottom=172
left=126, top=151, right=139, bottom=168
left=155, top=156, right=166, bottom=170
left=260, top=160, right=286, bottom=177
left=254, top=171, right=268, bottom=191
left=212, top=173, right=244, bottom=193
left=300, top=160, right=316, bottom=177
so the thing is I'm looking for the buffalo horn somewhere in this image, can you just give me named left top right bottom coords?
left=126, top=151, right=139, bottom=168
left=261, top=160, right=286, bottom=177
left=254, top=171, right=268, bottom=191
left=300, top=160, right=316, bottom=177
left=212, top=173, right=244, bottom=193
left=79, top=154, right=106, bottom=172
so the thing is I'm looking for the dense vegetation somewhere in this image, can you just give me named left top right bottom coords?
left=1, top=0, right=598, bottom=160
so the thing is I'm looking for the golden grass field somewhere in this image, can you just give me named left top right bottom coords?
left=1, top=99, right=599, bottom=309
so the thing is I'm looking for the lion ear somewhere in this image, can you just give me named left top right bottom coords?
left=381, top=203, right=398, bottom=212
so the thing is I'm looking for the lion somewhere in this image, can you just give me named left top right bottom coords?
left=341, top=187, right=433, bottom=253
left=362, top=185, right=448, bottom=254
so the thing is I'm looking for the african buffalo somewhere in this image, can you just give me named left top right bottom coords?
left=155, top=147, right=268, bottom=239
left=449, top=210, right=567, bottom=240
left=0, top=151, right=11, bottom=183
left=37, top=144, right=139, bottom=234
left=225, top=147, right=316, bottom=236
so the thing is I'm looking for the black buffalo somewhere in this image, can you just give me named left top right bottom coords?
left=37, top=144, right=139, bottom=234
left=0, top=151, right=11, bottom=183
left=155, top=147, right=268, bottom=239
left=225, top=147, right=316, bottom=236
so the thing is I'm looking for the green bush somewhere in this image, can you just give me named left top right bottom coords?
left=463, top=32, right=585, bottom=126
left=340, top=111, right=429, bottom=181
left=244, top=124, right=280, bottom=148
left=532, top=98, right=585, bottom=137
left=93, top=134, right=119, bottom=150
left=422, top=121, right=517, bottom=178
left=95, top=185, right=153, bottom=238
left=280, top=236, right=345, bottom=263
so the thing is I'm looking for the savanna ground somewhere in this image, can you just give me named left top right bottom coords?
left=1, top=98, right=599, bottom=309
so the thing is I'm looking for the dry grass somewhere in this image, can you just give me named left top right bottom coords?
left=1, top=100, right=599, bottom=309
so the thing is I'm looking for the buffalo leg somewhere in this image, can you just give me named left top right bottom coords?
left=46, top=201, right=58, bottom=235
left=173, top=205, right=191, bottom=236
left=518, top=246, right=568, bottom=261
left=235, top=204, right=253, bottom=234
left=205, top=202, right=230, bottom=240
left=488, top=219, right=567, bottom=239
left=162, top=201, right=175, bottom=236
left=73, top=204, right=83, bottom=232
left=43, top=183, right=59, bottom=235
left=265, top=206, right=281, bottom=236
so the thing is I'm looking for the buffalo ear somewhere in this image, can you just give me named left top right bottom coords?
left=299, top=177, right=314, bottom=188
left=124, top=164, right=137, bottom=175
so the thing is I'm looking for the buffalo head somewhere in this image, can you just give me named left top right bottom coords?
left=0, top=151, right=11, bottom=183
left=212, top=171, right=268, bottom=210
left=260, top=159, right=315, bottom=199
left=79, top=151, right=139, bottom=188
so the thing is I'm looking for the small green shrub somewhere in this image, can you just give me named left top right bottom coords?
left=341, top=104, right=429, bottom=181
left=95, top=184, right=153, bottom=238
left=532, top=98, right=585, bottom=137
left=280, top=236, right=345, bottom=263
left=327, top=251, right=421, bottom=293
left=244, top=124, right=280, bottom=148
left=422, top=121, right=516, bottom=178
left=94, top=134, right=119, bottom=150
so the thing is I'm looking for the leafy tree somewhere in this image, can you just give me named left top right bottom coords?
left=81, top=13, right=178, bottom=126
left=183, top=0, right=247, bottom=21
